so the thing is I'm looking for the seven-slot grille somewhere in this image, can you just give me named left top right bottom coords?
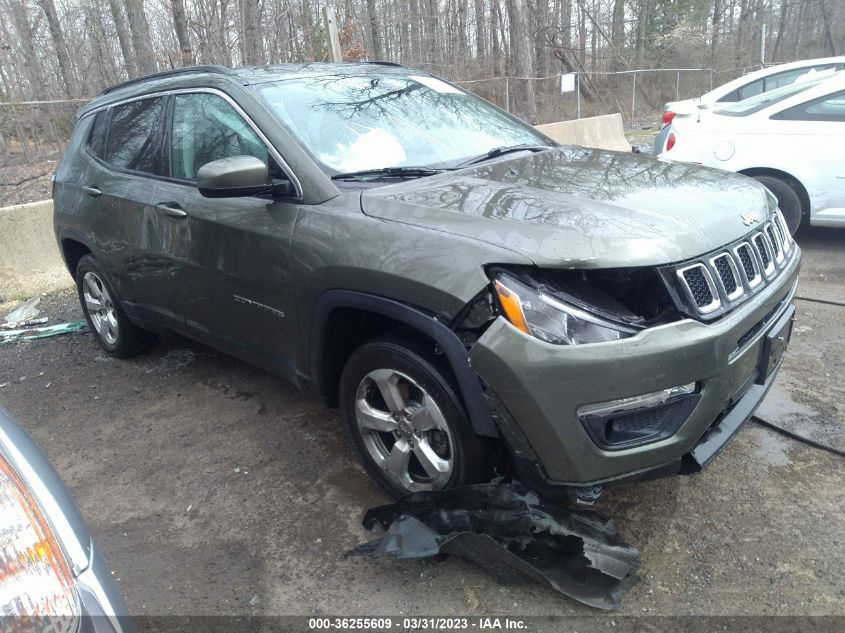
left=674, top=210, right=794, bottom=317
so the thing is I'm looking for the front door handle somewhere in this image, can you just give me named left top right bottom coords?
left=83, top=185, right=102, bottom=198
left=155, top=202, right=187, bottom=218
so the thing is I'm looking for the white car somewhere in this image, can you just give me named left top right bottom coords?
left=657, top=71, right=845, bottom=234
left=658, top=56, right=845, bottom=129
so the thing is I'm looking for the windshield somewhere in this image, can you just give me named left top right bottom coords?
left=253, top=72, right=551, bottom=174
left=715, top=75, right=828, bottom=117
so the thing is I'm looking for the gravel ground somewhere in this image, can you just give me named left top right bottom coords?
left=0, top=228, right=843, bottom=627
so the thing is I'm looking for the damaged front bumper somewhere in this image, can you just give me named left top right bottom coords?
left=469, top=247, right=800, bottom=488
left=349, top=481, right=640, bottom=609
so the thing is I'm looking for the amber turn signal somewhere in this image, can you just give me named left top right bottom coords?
left=493, top=280, right=531, bottom=336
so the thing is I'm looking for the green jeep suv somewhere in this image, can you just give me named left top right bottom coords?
left=53, top=63, right=800, bottom=501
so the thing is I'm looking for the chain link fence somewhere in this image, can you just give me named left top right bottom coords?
left=455, top=65, right=761, bottom=129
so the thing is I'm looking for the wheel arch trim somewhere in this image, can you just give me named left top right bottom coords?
left=55, top=228, right=96, bottom=273
left=309, top=290, right=498, bottom=438
left=55, top=228, right=128, bottom=308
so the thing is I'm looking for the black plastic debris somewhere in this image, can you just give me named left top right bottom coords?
left=348, top=481, right=639, bottom=610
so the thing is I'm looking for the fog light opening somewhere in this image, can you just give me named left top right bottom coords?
left=578, top=383, right=699, bottom=451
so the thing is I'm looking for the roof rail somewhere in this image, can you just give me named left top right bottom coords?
left=362, top=60, right=405, bottom=67
left=98, top=65, right=239, bottom=96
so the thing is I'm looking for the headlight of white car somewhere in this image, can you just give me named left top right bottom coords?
left=0, top=453, right=79, bottom=631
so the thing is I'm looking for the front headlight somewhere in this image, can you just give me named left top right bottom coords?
left=0, top=453, right=79, bottom=630
left=492, top=272, right=640, bottom=345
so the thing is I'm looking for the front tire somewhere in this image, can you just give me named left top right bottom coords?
left=339, top=335, right=491, bottom=498
left=75, top=255, right=156, bottom=358
left=753, top=175, right=804, bottom=235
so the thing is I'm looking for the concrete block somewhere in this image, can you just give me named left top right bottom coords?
left=536, top=113, right=631, bottom=152
left=0, top=200, right=72, bottom=298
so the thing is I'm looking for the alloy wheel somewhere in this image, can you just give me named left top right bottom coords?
left=82, top=271, right=119, bottom=346
left=354, top=368, right=454, bottom=492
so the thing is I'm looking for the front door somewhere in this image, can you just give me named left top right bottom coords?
left=154, top=91, right=302, bottom=376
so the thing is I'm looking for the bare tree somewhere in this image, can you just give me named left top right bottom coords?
left=170, top=0, right=193, bottom=66
left=473, top=0, right=485, bottom=59
left=36, top=0, right=78, bottom=97
left=239, top=0, right=262, bottom=64
left=819, top=0, right=838, bottom=55
left=506, top=0, right=538, bottom=123
left=366, top=0, right=384, bottom=59
left=124, top=0, right=157, bottom=75
left=711, top=0, right=723, bottom=62
left=8, top=0, right=44, bottom=98
left=107, top=0, right=139, bottom=77
left=423, top=0, right=439, bottom=66
left=408, top=0, right=421, bottom=63
left=611, top=0, right=625, bottom=71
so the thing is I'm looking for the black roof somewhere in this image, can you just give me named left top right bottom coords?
left=97, top=65, right=240, bottom=96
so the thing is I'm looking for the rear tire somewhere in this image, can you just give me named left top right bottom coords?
left=339, top=334, right=492, bottom=498
left=75, top=255, right=156, bottom=358
left=752, top=175, right=803, bottom=235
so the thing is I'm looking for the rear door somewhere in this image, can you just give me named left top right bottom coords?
left=151, top=91, right=302, bottom=376
left=76, top=96, right=187, bottom=328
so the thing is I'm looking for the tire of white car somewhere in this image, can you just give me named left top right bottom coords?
left=752, top=175, right=805, bottom=235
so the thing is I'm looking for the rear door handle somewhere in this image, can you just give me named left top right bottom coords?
left=83, top=185, right=102, bottom=198
left=155, top=202, right=187, bottom=218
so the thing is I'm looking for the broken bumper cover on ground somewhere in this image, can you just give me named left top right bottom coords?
left=469, top=247, right=801, bottom=487
left=348, top=481, right=640, bottom=610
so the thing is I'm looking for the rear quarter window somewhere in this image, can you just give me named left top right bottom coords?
left=87, top=110, right=109, bottom=159
left=104, top=97, right=166, bottom=175
left=772, top=90, right=845, bottom=122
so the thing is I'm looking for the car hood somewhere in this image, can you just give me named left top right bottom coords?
left=360, top=147, right=774, bottom=268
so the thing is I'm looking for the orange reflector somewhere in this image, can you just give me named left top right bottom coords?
left=494, top=280, right=531, bottom=336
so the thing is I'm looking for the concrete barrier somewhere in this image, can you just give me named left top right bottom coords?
left=0, top=200, right=72, bottom=299
left=535, top=113, right=632, bottom=152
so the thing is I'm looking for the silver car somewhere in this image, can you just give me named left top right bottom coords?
left=0, top=405, right=131, bottom=633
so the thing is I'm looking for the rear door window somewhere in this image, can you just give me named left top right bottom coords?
left=737, top=79, right=764, bottom=100
left=764, top=68, right=811, bottom=91
left=170, top=93, right=268, bottom=181
left=104, top=97, right=166, bottom=175
left=718, top=64, right=843, bottom=103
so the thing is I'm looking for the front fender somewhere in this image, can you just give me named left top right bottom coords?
left=309, top=290, right=498, bottom=438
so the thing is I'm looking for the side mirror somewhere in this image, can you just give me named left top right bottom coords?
left=197, top=156, right=272, bottom=198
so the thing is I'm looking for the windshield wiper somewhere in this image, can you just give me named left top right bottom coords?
left=331, top=166, right=444, bottom=181
left=454, top=143, right=552, bottom=168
